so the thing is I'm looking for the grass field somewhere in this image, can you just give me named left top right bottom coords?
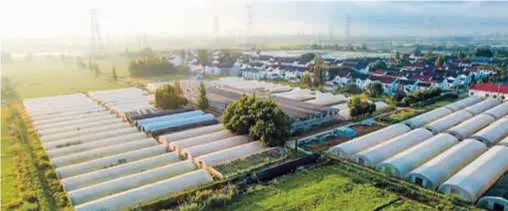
left=1, top=108, right=17, bottom=206
left=211, top=164, right=435, bottom=211
left=2, top=59, right=125, bottom=99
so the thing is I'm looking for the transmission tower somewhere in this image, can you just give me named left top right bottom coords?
left=247, top=3, right=253, bottom=47
left=89, top=8, right=102, bottom=64
left=213, top=15, right=219, bottom=36
left=345, top=13, right=351, bottom=46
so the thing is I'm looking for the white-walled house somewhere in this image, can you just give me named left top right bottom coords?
left=469, top=83, right=508, bottom=101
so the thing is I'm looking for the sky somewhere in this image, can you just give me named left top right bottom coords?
left=2, top=0, right=508, bottom=39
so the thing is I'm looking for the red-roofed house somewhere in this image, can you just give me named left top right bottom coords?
left=372, top=69, right=387, bottom=76
left=469, top=83, right=508, bottom=100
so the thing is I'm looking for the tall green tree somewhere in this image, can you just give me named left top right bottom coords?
left=475, top=48, right=493, bottom=57
left=300, top=73, right=312, bottom=87
left=395, top=51, right=401, bottom=60
left=112, top=66, right=118, bottom=81
left=154, top=85, right=188, bottom=110
left=197, top=49, right=209, bottom=65
left=221, top=95, right=290, bottom=147
left=366, top=82, right=384, bottom=97
left=197, top=81, right=209, bottom=110
left=370, top=60, right=387, bottom=70
left=174, top=80, right=183, bottom=96
left=313, top=55, right=324, bottom=86
left=435, top=56, right=444, bottom=66
left=347, top=95, right=376, bottom=118
left=179, top=50, right=186, bottom=66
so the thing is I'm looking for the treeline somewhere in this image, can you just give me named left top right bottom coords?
left=128, top=58, right=182, bottom=77
left=399, top=87, right=442, bottom=106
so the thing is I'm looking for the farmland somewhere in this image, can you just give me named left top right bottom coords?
left=209, top=164, right=438, bottom=211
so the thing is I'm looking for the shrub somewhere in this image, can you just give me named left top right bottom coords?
left=20, top=202, right=39, bottom=211
left=22, top=191, right=38, bottom=203
left=178, top=202, right=199, bottom=211
left=45, top=171, right=57, bottom=179
left=38, top=161, right=51, bottom=170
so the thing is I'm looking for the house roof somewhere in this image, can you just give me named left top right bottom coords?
left=471, top=83, right=508, bottom=94
left=350, top=71, right=369, bottom=80
left=369, top=75, right=396, bottom=84
left=373, top=69, right=386, bottom=75
left=417, top=82, right=432, bottom=87
left=399, top=79, right=417, bottom=85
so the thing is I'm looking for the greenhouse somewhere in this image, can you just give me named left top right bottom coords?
left=158, top=124, right=224, bottom=144
left=61, top=152, right=180, bottom=192
left=405, top=139, right=488, bottom=190
left=483, top=101, right=508, bottom=119
left=305, top=95, right=348, bottom=106
left=376, top=133, right=459, bottom=178
left=37, top=118, right=123, bottom=137
left=445, top=113, right=496, bottom=140
left=424, top=110, right=473, bottom=134
left=56, top=144, right=168, bottom=178
left=40, top=122, right=129, bottom=143
left=438, top=146, right=508, bottom=202
left=46, top=132, right=147, bottom=158
left=463, top=98, right=500, bottom=115
left=444, top=96, right=482, bottom=112
left=51, top=138, right=157, bottom=168
left=470, top=118, right=508, bottom=146
left=33, top=111, right=113, bottom=128
left=327, top=123, right=411, bottom=159
left=136, top=110, right=203, bottom=127
left=404, top=107, right=453, bottom=129
left=43, top=127, right=139, bottom=150
left=194, top=141, right=266, bottom=168
left=181, top=135, right=252, bottom=160
left=74, top=170, right=213, bottom=211
left=169, top=130, right=235, bottom=152
left=476, top=173, right=508, bottom=211
left=351, top=128, right=433, bottom=168
left=68, top=160, right=196, bottom=206
left=143, top=114, right=216, bottom=133
left=125, top=108, right=194, bottom=124
left=499, top=137, right=508, bottom=146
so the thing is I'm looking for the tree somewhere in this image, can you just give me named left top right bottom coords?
left=179, top=50, right=186, bottom=66
left=347, top=95, right=376, bottom=118
left=313, top=55, right=324, bottom=86
left=298, top=53, right=315, bottom=64
left=300, top=73, right=312, bottom=87
left=93, top=63, right=101, bottom=78
left=475, top=48, right=493, bottom=57
left=154, top=85, right=188, bottom=110
left=174, top=80, right=184, bottom=96
left=435, top=56, right=444, bottom=66
left=343, top=83, right=362, bottom=94
left=221, top=95, right=290, bottom=147
left=197, top=49, right=209, bottom=65
left=395, top=51, right=401, bottom=60
left=366, top=82, right=384, bottom=97
left=197, top=81, right=209, bottom=110
left=370, top=60, right=387, bottom=70
left=112, top=66, right=118, bottom=81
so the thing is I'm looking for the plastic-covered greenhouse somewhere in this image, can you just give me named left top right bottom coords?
left=377, top=133, right=459, bottom=178
left=445, top=113, right=496, bottom=140
left=351, top=128, right=433, bottom=168
left=68, top=160, right=196, bottom=206
left=327, top=123, right=411, bottom=159
left=194, top=141, right=266, bottom=168
left=169, top=130, right=234, bottom=152
left=438, top=146, right=508, bottom=202
left=43, top=127, right=139, bottom=150
left=181, top=135, right=252, bottom=160
left=61, top=152, right=180, bottom=191
left=404, top=107, right=453, bottom=129
left=424, top=110, right=473, bottom=134
left=470, top=118, right=508, bottom=147
left=405, top=139, right=488, bottom=190
left=444, top=96, right=482, bottom=112
left=159, top=124, right=224, bottom=144
left=74, top=170, right=213, bottom=211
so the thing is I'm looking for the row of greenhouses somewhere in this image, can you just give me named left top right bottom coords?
left=327, top=96, right=508, bottom=210
left=23, top=92, right=215, bottom=211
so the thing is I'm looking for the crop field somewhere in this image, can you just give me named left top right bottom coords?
left=212, top=148, right=286, bottom=178
left=210, top=164, right=437, bottom=211
left=2, top=59, right=125, bottom=99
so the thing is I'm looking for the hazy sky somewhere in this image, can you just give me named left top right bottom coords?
left=2, top=0, right=508, bottom=39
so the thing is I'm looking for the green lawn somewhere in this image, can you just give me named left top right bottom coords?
left=211, top=165, right=435, bottom=211
left=1, top=108, right=17, bottom=206
left=2, top=59, right=125, bottom=99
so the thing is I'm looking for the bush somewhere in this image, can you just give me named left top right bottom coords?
left=178, top=202, right=199, bottom=211
left=38, top=161, right=51, bottom=170
left=45, top=171, right=57, bottom=179
left=154, top=85, right=188, bottom=110
left=3, top=200, right=22, bottom=210
left=22, top=191, right=38, bottom=203
left=20, top=202, right=39, bottom=211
